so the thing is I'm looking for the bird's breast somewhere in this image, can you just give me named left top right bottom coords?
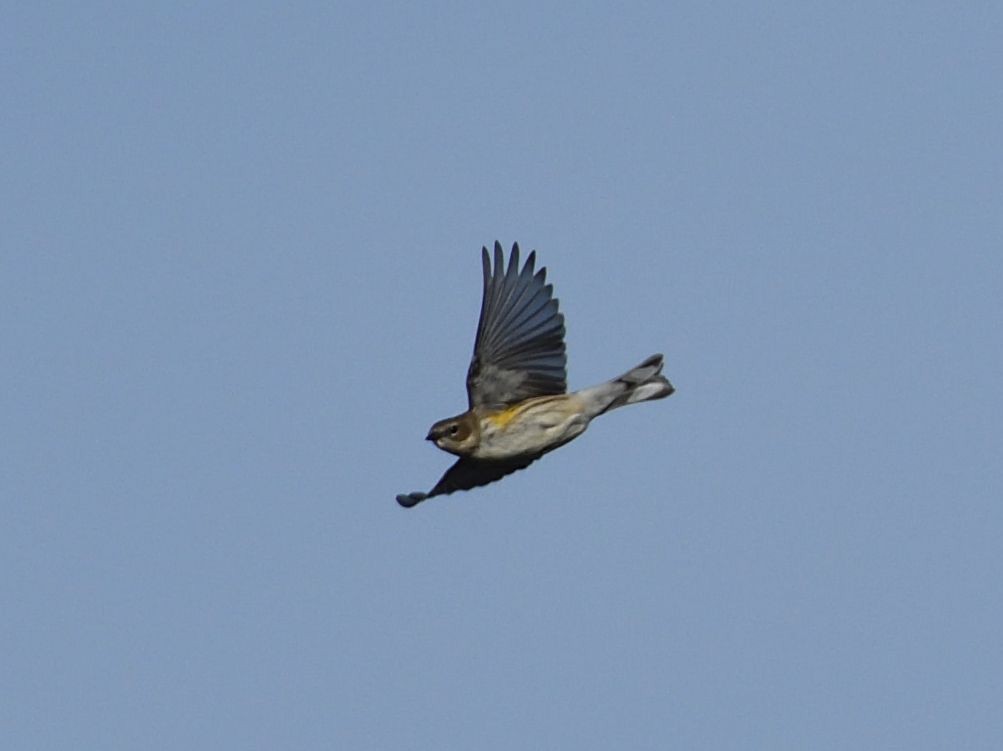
left=474, top=395, right=589, bottom=460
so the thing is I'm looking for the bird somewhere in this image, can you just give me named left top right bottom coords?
left=396, top=242, right=674, bottom=508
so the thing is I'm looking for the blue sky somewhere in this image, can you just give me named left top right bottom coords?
left=3, top=3, right=1002, bottom=748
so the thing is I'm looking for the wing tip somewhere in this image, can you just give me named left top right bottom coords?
left=396, top=492, right=428, bottom=508
left=480, top=246, right=492, bottom=287
left=493, top=241, right=504, bottom=274
left=482, top=242, right=540, bottom=278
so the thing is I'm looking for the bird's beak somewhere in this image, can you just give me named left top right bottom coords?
left=425, top=429, right=436, bottom=441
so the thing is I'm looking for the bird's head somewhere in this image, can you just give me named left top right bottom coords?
left=426, top=411, right=479, bottom=456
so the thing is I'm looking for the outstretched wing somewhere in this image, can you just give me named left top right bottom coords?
left=466, top=242, right=567, bottom=410
left=396, top=456, right=538, bottom=508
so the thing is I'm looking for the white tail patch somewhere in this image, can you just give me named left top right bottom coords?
left=624, top=379, right=674, bottom=405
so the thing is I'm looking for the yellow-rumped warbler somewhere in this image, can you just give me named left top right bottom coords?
left=397, top=242, right=674, bottom=508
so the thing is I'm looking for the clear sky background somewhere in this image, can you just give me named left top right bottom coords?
left=3, top=3, right=1002, bottom=749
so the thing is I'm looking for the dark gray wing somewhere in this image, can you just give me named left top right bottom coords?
left=396, top=456, right=538, bottom=508
left=466, top=242, right=567, bottom=409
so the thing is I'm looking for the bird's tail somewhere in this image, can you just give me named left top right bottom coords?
left=578, top=354, right=675, bottom=418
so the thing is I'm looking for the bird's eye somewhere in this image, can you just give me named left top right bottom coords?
left=449, top=424, right=459, bottom=436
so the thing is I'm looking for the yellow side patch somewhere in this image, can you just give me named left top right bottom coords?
left=487, top=405, right=523, bottom=428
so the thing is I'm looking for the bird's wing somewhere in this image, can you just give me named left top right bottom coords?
left=396, top=456, right=538, bottom=508
left=465, top=242, right=567, bottom=410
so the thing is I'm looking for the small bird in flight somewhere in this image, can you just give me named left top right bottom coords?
left=397, top=242, right=674, bottom=508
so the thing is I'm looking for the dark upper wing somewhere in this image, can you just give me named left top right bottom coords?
left=466, top=242, right=567, bottom=410
left=396, top=456, right=538, bottom=508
